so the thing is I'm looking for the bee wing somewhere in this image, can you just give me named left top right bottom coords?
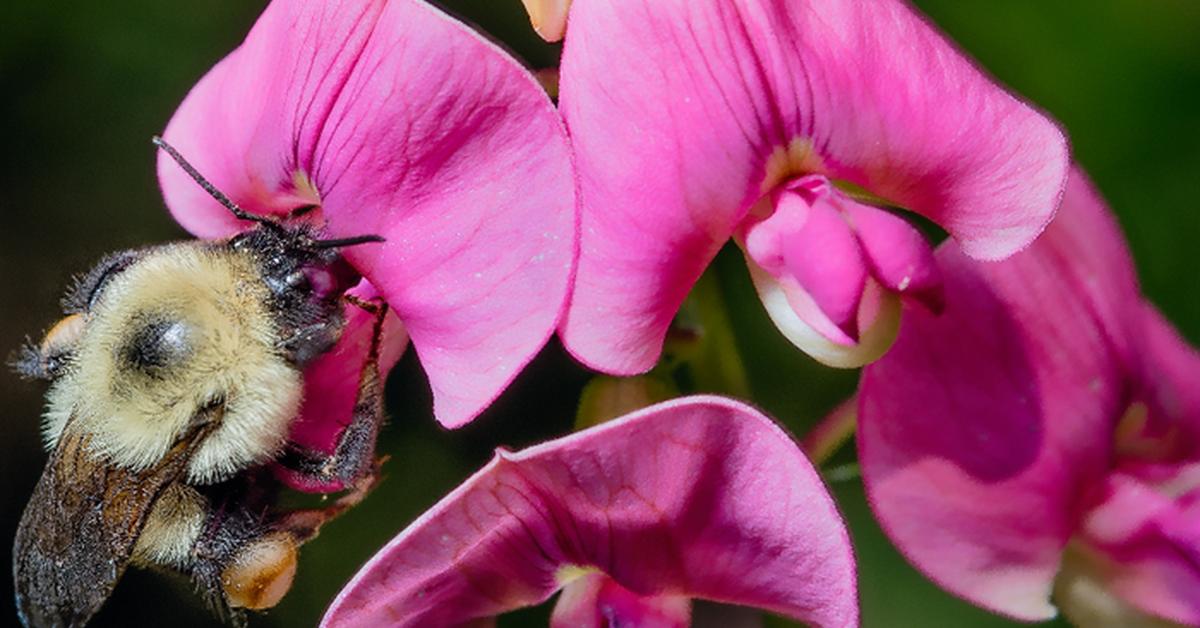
left=13, top=420, right=213, bottom=628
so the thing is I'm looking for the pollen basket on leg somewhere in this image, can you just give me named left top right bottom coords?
left=43, top=242, right=303, bottom=484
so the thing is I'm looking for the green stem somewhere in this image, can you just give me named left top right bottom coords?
left=801, top=397, right=857, bottom=466
left=575, top=375, right=679, bottom=431
left=685, top=269, right=752, bottom=399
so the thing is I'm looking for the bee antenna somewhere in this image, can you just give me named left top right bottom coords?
left=312, top=234, right=386, bottom=249
left=151, top=136, right=274, bottom=226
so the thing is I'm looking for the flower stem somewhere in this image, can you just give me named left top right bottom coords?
left=802, top=397, right=857, bottom=466
left=685, top=269, right=752, bottom=399
left=575, top=375, right=679, bottom=431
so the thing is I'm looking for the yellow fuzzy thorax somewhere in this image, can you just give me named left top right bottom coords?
left=43, top=243, right=303, bottom=485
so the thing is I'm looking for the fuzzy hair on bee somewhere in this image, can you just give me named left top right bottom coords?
left=12, top=137, right=390, bottom=628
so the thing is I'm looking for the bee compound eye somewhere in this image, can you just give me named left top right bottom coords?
left=221, top=532, right=299, bottom=610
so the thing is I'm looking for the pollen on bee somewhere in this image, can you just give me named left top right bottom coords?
left=40, top=313, right=85, bottom=357
left=221, top=531, right=299, bottom=610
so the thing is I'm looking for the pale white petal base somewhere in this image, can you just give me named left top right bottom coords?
left=746, top=262, right=900, bottom=368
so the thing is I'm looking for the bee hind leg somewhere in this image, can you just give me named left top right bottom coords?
left=191, top=469, right=383, bottom=617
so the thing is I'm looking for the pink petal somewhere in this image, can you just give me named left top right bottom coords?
left=273, top=282, right=407, bottom=493
left=779, top=188, right=868, bottom=341
left=1074, top=475, right=1200, bottom=625
left=1029, top=172, right=1142, bottom=363
left=321, top=396, right=857, bottom=627
left=743, top=184, right=867, bottom=344
left=844, top=202, right=943, bottom=312
left=1130, top=303, right=1200, bottom=458
left=858, top=169, right=1138, bottom=619
left=559, top=0, right=1068, bottom=373
left=550, top=572, right=690, bottom=628
left=159, top=0, right=576, bottom=428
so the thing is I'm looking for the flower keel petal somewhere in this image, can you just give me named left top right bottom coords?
left=322, top=396, right=857, bottom=627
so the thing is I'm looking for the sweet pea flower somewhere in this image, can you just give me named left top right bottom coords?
left=157, top=0, right=576, bottom=483
left=553, top=0, right=1068, bottom=370
left=858, top=170, right=1200, bottom=625
left=321, top=396, right=858, bottom=627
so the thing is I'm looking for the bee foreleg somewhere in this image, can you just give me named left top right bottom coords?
left=279, top=298, right=388, bottom=486
left=274, top=463, right=385, bottom=543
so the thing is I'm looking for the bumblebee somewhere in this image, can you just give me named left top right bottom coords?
left=12, top=138, right=389, bottom=627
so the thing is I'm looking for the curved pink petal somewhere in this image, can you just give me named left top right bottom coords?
left=322, top=396, right=857, bottom=627
left=559, top=0, right=1068, bottom=373
left=858, top=169, right=1137, bottom=619
left=1028, top=172, right=1142, bottom=363
left=274, top=282, right=408, bottom=493
left=1075, top=475, right=1200, bottom=625
left=1131, top=303, right=1200, bottom=458
left=780, top=191, right=867, bottom=342
left=844, top=202, right=942, bottom=312
left=159, top=0, right=576, bottom=427
left=743, top=184, right=867, bottom=344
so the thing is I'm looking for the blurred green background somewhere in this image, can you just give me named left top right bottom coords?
left=0, top=1, right=1196, bottom=626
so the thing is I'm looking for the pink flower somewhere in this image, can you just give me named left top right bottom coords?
left=321, top=396, right=858, bottom=627
left=857, top=169, right=1200, bottom=625
left=157, top=0, right=576, bottom=461
left=555, top=0, right=1068, bottom=370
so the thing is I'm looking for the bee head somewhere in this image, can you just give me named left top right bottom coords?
left=152, top=135, right=383, bottom=321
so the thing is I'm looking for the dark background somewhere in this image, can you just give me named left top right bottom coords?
left=1, top=1, right=1196, bottom=626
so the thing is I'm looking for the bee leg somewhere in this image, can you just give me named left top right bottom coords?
left=275, top=462, right=386, bottom=543
left=185, top=487, right=280, bottom=621
left=279, top=297, right=388, bottom=487
left=278, top=320, right=343, bottom=366
left=191, top=466, right=383, bottom=617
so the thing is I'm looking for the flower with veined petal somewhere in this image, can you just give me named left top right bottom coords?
left=551, top=0, right=1067, bottom=370
left=857, top=169, right=1200, bottom=626
left=321, top=396, right=858, bottom=627
left=157, top=0, right=576, bottom=491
